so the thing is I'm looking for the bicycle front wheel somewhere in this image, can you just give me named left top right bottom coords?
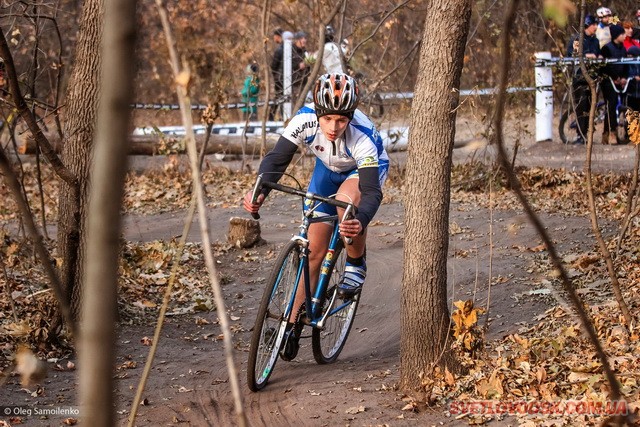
left=247, top=240, right=300, bottom=391
left=311, top=242, right=360, bottom=364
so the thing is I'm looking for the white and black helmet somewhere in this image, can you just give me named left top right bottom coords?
left=596, top=7, right=612, bottom=18
left=313, top=73, right=359, bottom=119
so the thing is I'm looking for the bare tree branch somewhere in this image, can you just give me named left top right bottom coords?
left=0, top=146, right=74, bottom=334
left=291, top=0, right=344, bottom=114
left=0, top=27, right=76, bottom=187
left=127, top=3, right=248, bottom=426
left=347, top=0, right=411, bottom=62
left=492, top=1, right=630, bottom=422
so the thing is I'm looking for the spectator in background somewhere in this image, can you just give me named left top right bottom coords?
left=625, top=45, right=640, bottom=114
left=270, top=29, right=290, bottom=121
left=291, top=31, right=310, bottom=105
left=634, top=10, right=640, bottom=40
left=596, top=6, right=613, bottom=48
left=273, top=28, right=283, bottom=45
left=319, top=25, right=345, bottom=74
left=241, top=63, right=260, bottom=121
left=601, top=24, right=627, bottom=145
left=622, top=21, right=640, bottom=50
left=566, top=14, right=601, bottom=145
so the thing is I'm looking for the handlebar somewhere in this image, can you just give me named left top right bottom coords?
left=249, top=174, right=358, bottom=225
left=608, top=75, right=634, bottom=94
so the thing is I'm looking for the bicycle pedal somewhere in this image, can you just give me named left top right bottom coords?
left=337, top=286, right=362, bottom=300
left=280, top=333, right=300, bottom=362
left=279, top=323, right=302, bottom=361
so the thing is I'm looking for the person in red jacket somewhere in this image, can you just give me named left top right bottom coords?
left=622, top=21, right=640, bottom=50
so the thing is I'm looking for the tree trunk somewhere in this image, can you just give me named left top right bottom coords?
left=78, top=0, right=136, bottom=424
left=400, top=0, right=472, bottom=391
left=57, top=0, right=103, bottom=320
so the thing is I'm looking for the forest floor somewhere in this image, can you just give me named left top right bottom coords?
left=1, top=113, right=639, bottom=427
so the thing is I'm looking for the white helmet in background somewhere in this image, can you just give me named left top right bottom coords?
left=596, top=7, right=612, bottom=18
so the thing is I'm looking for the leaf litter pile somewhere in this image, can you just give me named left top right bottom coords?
left=1, top=159, right=639, bottom=425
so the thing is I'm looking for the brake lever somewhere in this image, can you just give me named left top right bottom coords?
left=342, top=204, right=353, bottom=245
left=250, top=175, right=263, bottom=220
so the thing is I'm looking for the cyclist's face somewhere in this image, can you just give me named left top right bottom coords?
left=319, top=115, right=350, bottom=141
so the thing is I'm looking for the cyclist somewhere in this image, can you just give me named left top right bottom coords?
left=566, top=14, right=601, bottom=145
left=596, top=6, right=613, bottom=48
left=243, top=73, right=389, bottom=311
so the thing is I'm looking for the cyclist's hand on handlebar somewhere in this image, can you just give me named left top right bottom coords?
left=243, top=191, right=264, bottom=216
left=339, top=218, right=363, bottom=238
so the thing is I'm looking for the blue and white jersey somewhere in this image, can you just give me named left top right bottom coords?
left=282, top=104, right=389, bottom=173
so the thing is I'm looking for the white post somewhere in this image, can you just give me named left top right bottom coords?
left=283, top=34, right=293, bottom=120
left=535, top=52, right=553, bottom=142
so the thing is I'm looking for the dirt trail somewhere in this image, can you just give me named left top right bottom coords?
left=113, top=198, right=587, bottom=426
left=1, top=121, right=636, bottom=426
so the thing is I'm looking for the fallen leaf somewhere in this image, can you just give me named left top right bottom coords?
left=15, top=346, right=47, bottom=386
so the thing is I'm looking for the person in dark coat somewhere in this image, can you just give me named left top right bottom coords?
left=601, top=24, right=628, bottom=144
left=566, top=14, right=601, bottom=145
left=291, top=31, right=310, bottom=105
left=625, top=46, right=640, bottom=114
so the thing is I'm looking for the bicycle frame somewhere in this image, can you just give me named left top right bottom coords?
left=287, top=209, right=354, bottom=330
left=247, top=174, right=363, bottom=390
left=608, top=76, right=632, bottom=116
left=251, top=176, right=356, bottom=329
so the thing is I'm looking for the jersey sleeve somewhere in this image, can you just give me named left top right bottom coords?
left=257, top=136, right=299, bottom=196
left=355, top=167, right=382, bottom=229
left=351, top=133, right=380, bottom=169
left=281, top=107, right=317, bottom=146
left=351, top=134, right=383, bottom=228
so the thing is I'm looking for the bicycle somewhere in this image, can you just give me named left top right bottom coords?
left=608, top=76, right=632, bottom=145
left=558, top=76, right=631, bottom=144
left=558, top=85, right=606, bottom=144
left=246, top=174, right=361, bottom=392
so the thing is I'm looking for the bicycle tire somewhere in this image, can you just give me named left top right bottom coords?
left=311, top=242, right=360, bottom=364
left=558, top=91, right=607, bottom=144
left=247, top=240, right=301, bottom=391
left=558, top=109, right=573, bottom=144
left=616, top=107, right=629, bottom=144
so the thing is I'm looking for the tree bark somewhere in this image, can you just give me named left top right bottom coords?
left=78, top=0, right=136, bottom=424
left=57, top=0, right=103, bottom=320
left=400, top=0, right=472, bottom=391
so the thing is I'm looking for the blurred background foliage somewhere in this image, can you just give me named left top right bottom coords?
left=2, top=0, right=640, bottom=125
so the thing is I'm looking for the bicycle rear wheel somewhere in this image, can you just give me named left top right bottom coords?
left=558, top=107, right=576, bottom=144
left=247, top=240, right=300, bottom=391
left=616, top=107, right=629, bottom=144
left=311, top=242, right=360, bottom=364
